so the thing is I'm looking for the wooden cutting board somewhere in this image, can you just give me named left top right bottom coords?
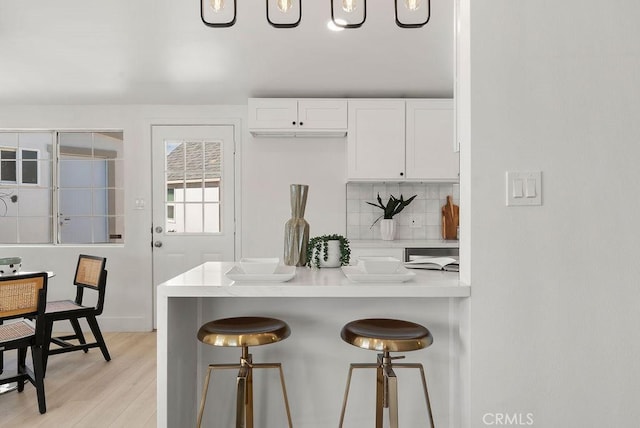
left=441, top=195, right=459, bottom=240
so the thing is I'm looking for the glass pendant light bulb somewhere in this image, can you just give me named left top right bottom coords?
left=210, top=0, right=225, bottom=12
left=342, top=0, right=357, bottom=13
left=277, top=0, right=292, bottom=13
left=404, top=0, right=422, bottom=11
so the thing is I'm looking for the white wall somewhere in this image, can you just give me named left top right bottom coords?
left=241, top=134, right=347, bottom=258
left=469, top=1, right=640, bottom=426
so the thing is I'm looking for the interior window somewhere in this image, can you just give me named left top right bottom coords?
left=0, top=131, right=124, bottom=244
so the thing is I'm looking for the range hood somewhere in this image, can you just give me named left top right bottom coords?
left=249, top=129, right=347, bottom=138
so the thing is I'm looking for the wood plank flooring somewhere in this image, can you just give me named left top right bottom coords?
left=0, top=332, right=156, bottom=428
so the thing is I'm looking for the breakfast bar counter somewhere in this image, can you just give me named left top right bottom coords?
left=158, top=261, right=469, bottom=298
left=157, top=262, right=470, bottom=427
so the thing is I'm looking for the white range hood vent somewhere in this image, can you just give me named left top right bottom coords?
left=249, top=129, right=347, bottom=138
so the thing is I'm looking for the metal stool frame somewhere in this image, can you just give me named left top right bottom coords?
left=339, top=350, right=435, bottom=428
left=197, top=345, right=293, bottom=428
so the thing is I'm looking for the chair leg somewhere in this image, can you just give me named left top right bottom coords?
left=69, top=318, right=89, bottom=352
left=42, top=320, right=54, bottom=377
left=31, top=345, right=47, bottom=414
left=86, top=316, right=110, bottom=361
left=17, top=347, right=27, bottom=392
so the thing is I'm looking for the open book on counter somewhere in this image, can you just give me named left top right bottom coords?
left=404, top=256, right=459, bottom=272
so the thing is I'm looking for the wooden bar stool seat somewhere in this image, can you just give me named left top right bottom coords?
left=196, top=316, right=293, bottom=428
left=339, top=318, right=435, bottom=428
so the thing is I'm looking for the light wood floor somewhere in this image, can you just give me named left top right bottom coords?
left=0, top=332, right=156, bottom=428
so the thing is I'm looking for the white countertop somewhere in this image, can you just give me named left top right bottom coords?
left=349, top=239, right=459, bottom=248
left=158, top=261, right=469, bottom=298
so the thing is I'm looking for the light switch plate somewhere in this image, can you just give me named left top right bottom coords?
left=506, top=171, right=542, bottom=206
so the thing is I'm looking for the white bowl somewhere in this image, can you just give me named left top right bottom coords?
left=239, top=258, right=280, bottom=275
left=0, top=256, right=22, bottom=276
left=358, top=256, right=402, bottom=274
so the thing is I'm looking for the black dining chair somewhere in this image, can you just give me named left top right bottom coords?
left=43, top=254, right=111, bottom=372
left=0, top=272, right=48, bottom=414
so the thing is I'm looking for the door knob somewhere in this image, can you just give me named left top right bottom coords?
left=154, top=241, right=163, bottom=248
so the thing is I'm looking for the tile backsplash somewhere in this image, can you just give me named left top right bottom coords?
left=346, top=182, right=460, bottom=240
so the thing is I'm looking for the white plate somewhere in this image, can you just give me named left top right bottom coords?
left=341, top=266, right=416, bottom=283
left=225, top=265, right=296, bottom=282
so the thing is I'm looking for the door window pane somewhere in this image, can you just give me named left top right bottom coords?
left=164, top=139, right=222, bottom=234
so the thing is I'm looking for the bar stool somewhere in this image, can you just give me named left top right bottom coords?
left=196, top=316, right=293, bottom=428
left=338, top=318, right=435, bottom=428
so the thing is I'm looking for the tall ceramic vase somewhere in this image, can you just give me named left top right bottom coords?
left=284, top=184, right=310, bottom=266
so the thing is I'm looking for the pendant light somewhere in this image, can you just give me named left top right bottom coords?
left=330, top=0, right=366, bottom=29
left=394, top=0, right=430, bottom=28
left=201, top=0, right=236, bottom=27
left=267, top=0, right=301, bottom=28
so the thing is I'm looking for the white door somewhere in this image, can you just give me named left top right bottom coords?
left=151, top=125, right=236, bottom=326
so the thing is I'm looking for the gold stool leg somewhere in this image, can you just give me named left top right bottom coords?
left=197, top=366, right=214, bottom=428
left=375, top=361, right=384, bottom=428
left=250, top=362, right=294, bottom=428
left=339, top=363, right=378, bottom=427
left=198, top=363, right=242, bottom=428
left=236, top=366, right=247, bottom=428
left=384, top=365, right=399, bottom=428
left=393, top=363, right=436, bottom=428
left=237, top=346, right=254, bottom=428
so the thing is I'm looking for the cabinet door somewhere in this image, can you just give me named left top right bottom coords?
left=248, top=98, right=298, bottom=129
left=347, top=100, right=405, bottom=180
left=297, top=99, right=347, bottom=129
left=406, top=99, right=459, bottom=180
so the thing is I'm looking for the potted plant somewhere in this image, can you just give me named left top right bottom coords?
left=306, top=234, right=351, bottom=268
left=366, top=193, right=417, bottom=240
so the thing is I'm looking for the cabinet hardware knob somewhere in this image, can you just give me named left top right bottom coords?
left=292, top=121, right=296, bottom=125
left=299, top=121, right=303, bottom=126
left=400, top=172, right=404, bottom=176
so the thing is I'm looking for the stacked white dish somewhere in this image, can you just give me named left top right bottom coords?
left=0, top=256, right=22, bottom=276
left=342, top=257, right=415, bottom=283
left=226, top=258, right=296, bottom=282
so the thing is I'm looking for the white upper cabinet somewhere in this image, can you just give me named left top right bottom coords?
left=347, top=100, right=406, bottom=180
left=347, top=98, right=459, bottom=181
left=248, top=98, right=347, bottom=137
left=406, top=99, right=459, bottom=181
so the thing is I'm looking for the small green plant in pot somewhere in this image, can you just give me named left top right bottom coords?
left=306, top=234, right=351, bottom=268
left=366, top=193, right=417, bottom=240
left=367, top=193, right=417, bottom=225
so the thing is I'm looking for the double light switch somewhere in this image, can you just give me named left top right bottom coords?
left=506, top=171, right=542, bottom=206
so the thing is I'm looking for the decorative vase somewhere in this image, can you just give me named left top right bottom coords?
left=284, top=184, right=310, bottom=266
left=312, top=240, right=341, bottom=268
left=380, top=219, right=396, bottom=241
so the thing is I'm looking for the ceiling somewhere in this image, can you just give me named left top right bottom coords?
left=0, top=0, right=454, bottom=105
